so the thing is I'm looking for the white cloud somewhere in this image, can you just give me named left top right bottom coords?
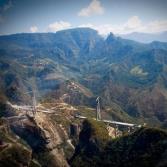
left=30, top=26, right=38, bottom=33
left=125, top=16, right=142, bottom=29
left=78, top=16, right=167, bottom=35
left=146, top=20, right=167, bottom=33
left=78, top=0, right=104, bottom=17
left=47, top=21, right=71, bottom=32
left=123, top=16, right=167, bottom=34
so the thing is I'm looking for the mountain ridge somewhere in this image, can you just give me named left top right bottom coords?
left=0, top=28, right=167, bottom=127
left=120, top=31, right=167, bottom=43
left=70, top=119, right=167, bottom=167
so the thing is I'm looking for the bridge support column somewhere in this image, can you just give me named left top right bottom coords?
left=114, top=124, right=118, bottom=137
left=96, top=97, right=101, bottom=120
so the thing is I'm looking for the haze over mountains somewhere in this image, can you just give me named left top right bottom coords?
left=1, top=27, right=167, bottom=167
left=0, top=28, right=167, bottom=127
left=120, top=31, right=167, bottom=43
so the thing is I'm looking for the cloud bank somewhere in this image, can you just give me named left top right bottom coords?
left=44, top=16, right=167, bottom=35
left=79, top=16, right=167, bottom=35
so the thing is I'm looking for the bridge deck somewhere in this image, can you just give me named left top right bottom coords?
left=74, top=115, right=141, bottom=127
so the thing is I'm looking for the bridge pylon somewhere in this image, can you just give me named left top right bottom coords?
left=96, top=97, right=101, bottom=120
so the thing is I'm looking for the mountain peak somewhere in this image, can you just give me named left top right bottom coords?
left=106, top=32, right=116, bottom=43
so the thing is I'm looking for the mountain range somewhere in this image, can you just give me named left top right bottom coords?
left=0, top=28, right=167, bottom=127
left=120, top=31, right=167, bottom=43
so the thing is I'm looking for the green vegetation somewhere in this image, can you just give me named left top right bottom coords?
left=0, top=28, right=167, bottom=167
left=71, top=124, right=167, bottom=167
left=76, top=106, right=96, bottom=118
left=70, top=119, right=110, bottom=167
left=51, top=114, right=71, bottom=129
left=35, top=152, right=55, bottom=167
left=0, top=144, right=32, bottom=167
left=0, top=118, right=40, bottom=167
left=1, top=28, right=167, bottom=127
left=81, top=119, right=110, bottom=144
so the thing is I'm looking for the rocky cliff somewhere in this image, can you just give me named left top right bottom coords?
left=0, top=101, right=78, bottom=167
left=70, top=119, right=167, bottom=167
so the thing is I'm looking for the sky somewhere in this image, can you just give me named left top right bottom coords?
left=0, top=0, right=167, bottom=35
